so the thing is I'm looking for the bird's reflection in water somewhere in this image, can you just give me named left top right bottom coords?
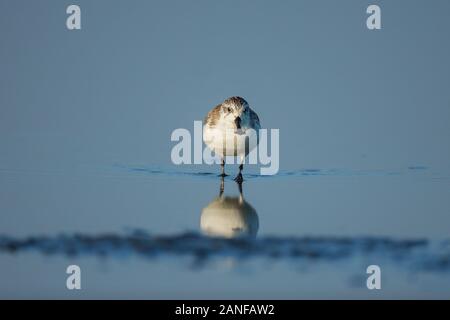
left=200, top=178, right=259, bottom=238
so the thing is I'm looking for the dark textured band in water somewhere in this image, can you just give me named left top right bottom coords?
left=0, top=231, right=449, bottom=272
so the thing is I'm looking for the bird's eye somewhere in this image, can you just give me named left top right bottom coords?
left=227, top=107, right=232, bottom=113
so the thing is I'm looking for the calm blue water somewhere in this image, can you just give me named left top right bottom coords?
left=1, top=0, right=450, bottom=299
left=1, top=164, right=449, bottom=298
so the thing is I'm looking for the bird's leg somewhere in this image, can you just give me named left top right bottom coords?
left=234, top=163, right=244, bottom=183
left=219, top=175, right=225, bottom=197
left=219, top=158, right=228, bottom=177
left=237, top=177, right=243, bottom=196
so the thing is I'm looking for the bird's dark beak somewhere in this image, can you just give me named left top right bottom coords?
left=234, top=116, right=241, bottom=129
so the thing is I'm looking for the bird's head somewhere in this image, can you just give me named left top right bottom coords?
left=221, top=96, right=249, bottom=129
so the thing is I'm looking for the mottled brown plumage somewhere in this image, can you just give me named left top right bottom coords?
left=203, top=104, right=221, bottom=127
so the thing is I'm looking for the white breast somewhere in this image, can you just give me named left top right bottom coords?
left=203, top=125, right=259, bottom=158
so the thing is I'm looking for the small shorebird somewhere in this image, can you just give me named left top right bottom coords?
left=203, top=96, right=260, bottom=182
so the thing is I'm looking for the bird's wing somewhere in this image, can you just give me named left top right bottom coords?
left=203, top=104, right=222, bottom=127
left=249, top=108, right=261, bottom=130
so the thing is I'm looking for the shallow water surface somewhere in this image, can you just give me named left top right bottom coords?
left=1, top=0, right=450, bottom=299
left=1, top=165, right=449, bottom=299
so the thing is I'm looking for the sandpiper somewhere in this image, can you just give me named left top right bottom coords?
left=203, top=96, right=261, bottom=182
